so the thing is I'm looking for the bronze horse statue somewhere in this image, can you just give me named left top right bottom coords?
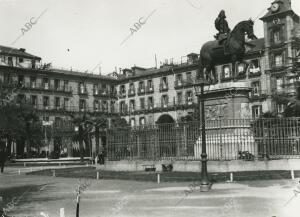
left=199, top=20, right=257, bottom=83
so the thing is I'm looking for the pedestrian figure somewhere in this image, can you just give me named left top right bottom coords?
left=0, top=145, right=7, bottom=173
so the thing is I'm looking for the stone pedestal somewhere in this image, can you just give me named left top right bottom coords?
left=194, top=82, right=256, bottom=160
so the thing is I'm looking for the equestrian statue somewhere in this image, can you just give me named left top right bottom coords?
left=199, top=10, right=257, bottom=84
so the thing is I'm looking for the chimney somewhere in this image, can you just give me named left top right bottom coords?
left=19, top=48, right=26, bottom=52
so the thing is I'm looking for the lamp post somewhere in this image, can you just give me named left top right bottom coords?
left=193, top=78, right=211, bottom=192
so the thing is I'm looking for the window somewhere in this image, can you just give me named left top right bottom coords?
left=140, top=117, right=146, bottom=125
left=237, top=63, right=245, bottom=74
left=102, top=84, right=107, bottom=94
left=120, top=85, right=126, bottom=95
left=102, top=100, right=108, bottom=111
left=54, top=79, right=60, bottom=91
left=94, top=84, right=99, bottom=95
left=148, top=96, right=154, bottom=109
left=55, top=97, right=60, bottom=108
left=130, top=118, right=136, bottom=127
left=129, top=100, right=135, bottom=112
left=19, top=58, right=24, bottom=63
left=140, top=98, right=145, bottom=110
left=43, top=96, right=49, bottom=108
left=251, top=81, right=261, bottom=96
left=162, top=95, right=168, bottom=108
left=63, top=80, right=69, bottom=92
left=162, top=77, right=168, bottom=88
left=79, top=82, right=85, bottom=94
left=138, top=81, right=145, bottom=94
left=30, top=77, right=36, bottom=88
left=120, top=101, right=126, bottom=113
left=286, top=78, right=296, bottom=94
left=18, top=75, right=24, bottom=86
left=273, top=30, right=280, bottom=43
left=186, top=72, right=192, bottom=83
left=31, top=95, right=37, bottom=107
left=148, top=80, right=153, bottom=89
left=129, top=83, right=135, bottom=94
left=177, top=92, right=183, bottom=104
left=277, top=103, right=285, bottom=114
left=94, top=100, right=99, bottom=111
left=275, top=54, right=283, bottom=67
left=252, top=105, right=262, bottom=119
left=79, top=99, right=86, bottom=111
left=223, top=65, right=231, bottom=79
left=63, top=98, right=69, bottom=110
left=8, top=56, right=13, bottom=66
left=276, top=78, right=283, bottom=92
left=186, top=91, right=193, bottom=105
left=176, top=74, right=183, bottom=86
left=249, top=59, right=260, bottom=74
left=111, top=100, right=116, bottom=112
left=43, top=78, right=49, bottom=90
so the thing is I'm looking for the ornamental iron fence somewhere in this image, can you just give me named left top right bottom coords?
left=106, top=118, right=300, bottom=161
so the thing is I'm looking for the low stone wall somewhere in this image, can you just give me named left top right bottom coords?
left=98, top=159, right=300, bottom=172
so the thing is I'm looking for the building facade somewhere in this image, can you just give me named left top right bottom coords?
left=115, top=0, right=300, bottom=126
left=0, top=0, right=300, bottom=158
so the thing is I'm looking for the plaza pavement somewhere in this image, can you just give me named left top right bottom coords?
left=0, top=168, right=300, bottom=217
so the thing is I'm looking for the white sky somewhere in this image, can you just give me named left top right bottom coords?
left=1, top=0, right=300, bottom=74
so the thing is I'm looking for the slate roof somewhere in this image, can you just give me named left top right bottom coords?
left=0, top=45, right=41, bottom=60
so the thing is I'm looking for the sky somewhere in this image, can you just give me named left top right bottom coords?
left=1, top=0, right=300, bottom=75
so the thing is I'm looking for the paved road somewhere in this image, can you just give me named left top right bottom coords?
left=0, top=171, right=299, bottom=217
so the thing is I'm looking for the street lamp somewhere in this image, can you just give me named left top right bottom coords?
left=193, top=78, right=211, bottom=192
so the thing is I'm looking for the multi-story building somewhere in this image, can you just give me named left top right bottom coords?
left=115, top=0, right=300, bottom=125
left=0, top=46, right=119, bottom=124
left=1, top=0, right=300, bottom=157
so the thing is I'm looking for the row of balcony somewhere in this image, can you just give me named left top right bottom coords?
left=17, top=103, right=118, bottom=114
left=119, top=101, right=195, bottom=115
left=2, top=81, right=73, bottom=93
left=77, top=87, right=117, bottom=98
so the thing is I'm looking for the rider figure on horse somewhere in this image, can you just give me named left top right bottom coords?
left=214, top=10, right=231, bottom=44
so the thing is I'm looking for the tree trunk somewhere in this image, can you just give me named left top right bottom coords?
left=79, top=125, right=84, bottom=162
left=95, top=126, right=100, bottom=155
